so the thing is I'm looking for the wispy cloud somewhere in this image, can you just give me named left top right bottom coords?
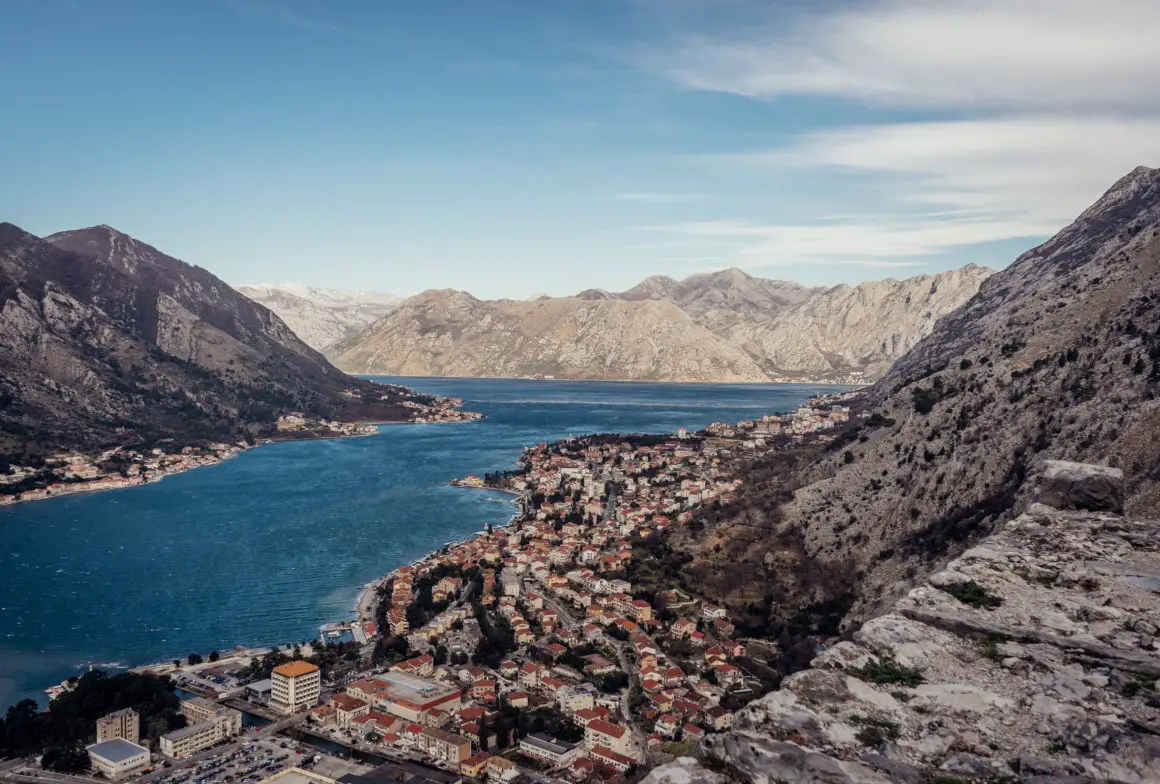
left=635, top=213, right=1042, bottom=269
left=624, top=1, right=1160, bottom=275
left=714, top=116, right=1160, bottom=248
left=640, top=0, right=1160, bottom=112
left=613, top=192, right=705, bottom=203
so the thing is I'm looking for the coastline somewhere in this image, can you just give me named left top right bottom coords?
left=12, top=380, right=840, bottom=709
left=50, top=474, right=526, bottom=703
left=0, top=431, right=369, bottom=510
left=347, top=486, right=524, bottom=627
left=363, top=372, right=871, bottom=386
left=0, top=411, right=484, bottom=511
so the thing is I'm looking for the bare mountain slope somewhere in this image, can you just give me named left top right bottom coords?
left=236, top=283, right=400, bottom=351
left=331, top=266, right=989, bottom=382
left=0, top=224, right=439, bottom=462
left=675, top=166, right=1160, bottom=634
left=733, top=265, right=992, bottom=379
left=330, top=289, right=769, bottom=381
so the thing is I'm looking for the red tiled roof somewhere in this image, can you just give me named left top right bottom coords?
left=587, top=719, right=626, bottom=739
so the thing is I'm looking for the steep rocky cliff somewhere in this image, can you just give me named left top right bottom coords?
left=330, top=266, right=990, bottom=382
left=236, top=283, right=400, bottom=351
left=0, top=224, right=437, bottom=462
left=647, top=463, right=1160, bottom=783
left=731, top=266, right=993, bottom=379
left=673, top=167, right=1160, bottom=633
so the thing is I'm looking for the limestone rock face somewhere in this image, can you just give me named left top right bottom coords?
left=1038, top=460, right=1125, bottom=513
left=329, top=289, right=773, bottom=382
left=329, top=266, right=990, bottom=382
left=638, top=756, right=730, bottom=784
left=655, top=494, right=1160, bottom=782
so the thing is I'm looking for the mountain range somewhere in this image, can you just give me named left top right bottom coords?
left=0, top=224, right=441, bottom=465
left=322, top=265, right=991, bottom=383
left=236, top=284, right=400, bottom=351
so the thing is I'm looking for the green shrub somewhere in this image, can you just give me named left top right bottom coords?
left=851, top=716, right=900, bottom=748
left=944, top=580, right=1003, bottom=610
left=848, top=656, right=924, bottom=687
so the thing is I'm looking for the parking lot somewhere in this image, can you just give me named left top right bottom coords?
left=151, top=735, right=313, bottom=784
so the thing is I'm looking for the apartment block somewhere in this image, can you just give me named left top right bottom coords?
left=96, top=708, right=140, bottom=744
left=270, top=660, right=321, bottom=715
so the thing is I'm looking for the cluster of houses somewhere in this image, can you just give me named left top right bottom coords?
left=287, top=399, right=858, bottom=780
left=703, top=404, right=850, bottom=443
left=274, top=413, right=379, bottom=435
left=0, top=444, right=245, bottom=506
left=398, top=398, right=485, bottom=423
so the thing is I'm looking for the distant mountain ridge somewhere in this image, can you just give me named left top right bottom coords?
left=329, top=266, right=992, bottom=382
left=236, top=283, right=400, bottom=351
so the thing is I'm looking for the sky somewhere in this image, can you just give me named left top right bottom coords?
left=2, top=0, right=1159, bottom=299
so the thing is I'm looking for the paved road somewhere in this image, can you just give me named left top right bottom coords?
left=601, top=484, right=619, bottom=525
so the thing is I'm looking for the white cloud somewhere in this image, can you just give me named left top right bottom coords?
left=732, top=116, right=1160, bottom=225
left=637, top=116, right=1160, bottom=270
left=627, top=1, right=1160, bottom=275
left=637, top=212, right=1048, bottom=269
left=645, top=0, right=1160, bottom=111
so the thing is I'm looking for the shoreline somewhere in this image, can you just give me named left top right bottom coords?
left=0, top=432, right=362, bottom=511
left=0, top=413, right=485, bottom=511
left=346, top=486, right=524, bottom=627
left=48, top=479, right=526, bottom=702
left=16, top=384, right=841, bottom=708
left=364, top=373, right=869, bottom=387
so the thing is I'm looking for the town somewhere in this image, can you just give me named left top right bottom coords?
left=6, top=399, right=854, bottom=784
left=0, top=390, right=484, bottom=507
left=0, top=443, right=250, bottom=507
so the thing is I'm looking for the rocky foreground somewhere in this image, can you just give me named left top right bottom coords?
left=646, top=461, right=1160, bottom=783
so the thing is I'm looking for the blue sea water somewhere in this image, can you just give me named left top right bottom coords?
left=0, top=377, right=845, bottom=709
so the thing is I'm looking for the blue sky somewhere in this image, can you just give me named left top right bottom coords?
left=3, top=0, right=1159, bottom=299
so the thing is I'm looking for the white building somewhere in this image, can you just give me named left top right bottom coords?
left=86, top=738, right=150, bottom=781
left=160, top=701, right=243, bottom=758
left=518, top=733, right=582, bottom=767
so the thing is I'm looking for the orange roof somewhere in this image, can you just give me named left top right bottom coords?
left=273, top=660, right=319, bottom=677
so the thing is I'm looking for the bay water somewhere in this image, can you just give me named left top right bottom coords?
left=0, top=378, right=844, bottom=708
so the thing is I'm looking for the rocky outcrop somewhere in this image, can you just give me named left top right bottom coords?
left=330, top=266, right=990, bottom=382
left=1037, top=460, right=1125, bottom=514
left=236, top=284, right=400, bottom=351
left=654, top=462, right=1160, bottom=782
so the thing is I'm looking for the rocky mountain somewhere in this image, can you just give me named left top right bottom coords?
left=330, top=266, right=990, bottom=382
left=670, top=166, right=1160, bottom=663
left=236, top=283, right=400, bottom=351
left=0, top=224, right=439, bottom=463
left=330, top=289, right=770, bottom=382
left=648, top=464, right=1160, bottom=783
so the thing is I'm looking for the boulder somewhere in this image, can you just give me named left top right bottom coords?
left=1037, top=461, right=1124, bottom=513
left=639, top=757, right=729, bottom=784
